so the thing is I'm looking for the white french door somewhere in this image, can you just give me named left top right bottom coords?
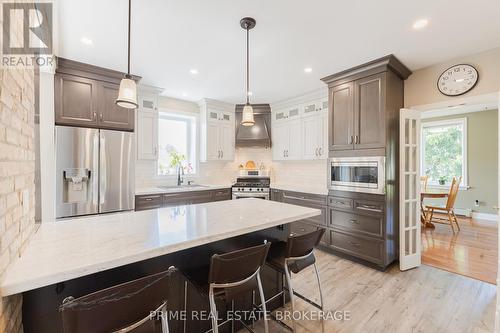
left=399, top=108, right=421, bottom=271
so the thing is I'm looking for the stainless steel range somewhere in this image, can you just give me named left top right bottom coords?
left=231, top=176, right=270, bottom=200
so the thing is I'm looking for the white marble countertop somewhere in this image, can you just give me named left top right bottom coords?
left=0, top=199, right=319, bottom=296
left=271, top=183, right=329, bottom=196
left=135, top=184, right=232, bottom=195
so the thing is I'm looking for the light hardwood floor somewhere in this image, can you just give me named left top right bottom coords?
left=243, top=250, right=496, bottom=333
left=422, top=215, right=498, bottom=284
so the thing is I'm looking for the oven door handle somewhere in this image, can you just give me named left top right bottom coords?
left=232, top=193, right=269, bottom=199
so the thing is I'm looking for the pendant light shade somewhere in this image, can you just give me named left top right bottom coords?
left=116, top=75, right=138, bottom=108
left=116, top=0, right=138, bottom=109
left=240, top=17, right=256, bottom=126
left=241, top=103, right=255, bottom=126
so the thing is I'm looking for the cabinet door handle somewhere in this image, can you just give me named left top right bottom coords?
left=349, top=219, right=358, bottom=224
left=349, top=135, right=353, bottom=144
left=319, top=148, right=322, bottom=156
left=314, top=148, right=318, bottom=156
left=354, top=135, right=359, bottom=144
left=99, top=113, right=103, bottom=121
left=93, top=111, right=97, bottom=120
left=221, top=150, right=224, bottom=159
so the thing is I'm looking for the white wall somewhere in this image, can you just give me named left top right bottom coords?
left=39, top=69, right=56, bottom=222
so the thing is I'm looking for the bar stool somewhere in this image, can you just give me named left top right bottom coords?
left=183, top=242, right=271, bottom=333
left=60, top=267, right=177, bottom=333
left=265, top=228, right=326, bottom=332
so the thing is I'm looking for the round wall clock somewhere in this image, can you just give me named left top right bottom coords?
left=437, top=64, right=478, bottom=96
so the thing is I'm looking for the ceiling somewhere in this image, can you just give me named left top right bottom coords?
left=58, top=0, right=500, bottom=104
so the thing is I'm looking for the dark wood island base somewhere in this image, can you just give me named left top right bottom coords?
left=22, top=226, right=289, bottom=333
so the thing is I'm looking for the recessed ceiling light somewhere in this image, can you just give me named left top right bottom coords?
left=412, top=18, right=429, bottom=30
left=304, top=67, right=313, bottom=73
left=189, top=69, right=199, bottom=75
left=80, top=37, right=93, bottom=45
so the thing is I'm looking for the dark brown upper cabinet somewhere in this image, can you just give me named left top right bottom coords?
left=55, top=57, right=140, bottom=131
left=55, top=74, right=99, bottom=126
left=99, top=82, right=134, bottom=131
left=354, top=73, right=385, bottom=150
left=322, top=55, right=411, bottom=154
left=329, top=82, right=354, bottom=151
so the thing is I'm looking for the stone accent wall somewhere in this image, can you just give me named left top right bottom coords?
left=0, top=2, right=37, bottom=332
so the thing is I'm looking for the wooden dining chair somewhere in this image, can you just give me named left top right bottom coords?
left=420, top=175, right=429, bottom=192
left=424, top=176, right=462, bottom=232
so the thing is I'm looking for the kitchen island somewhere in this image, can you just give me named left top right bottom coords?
left=1, top=198, right=320, bottom=332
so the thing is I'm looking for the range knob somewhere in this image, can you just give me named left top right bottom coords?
left=249, top=188, right=252, bottom=191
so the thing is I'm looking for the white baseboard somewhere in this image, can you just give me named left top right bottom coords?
left=454, top=208, right=472, bottom=217
left=471, top=212, right=498, bottom=221
left=451, top=208, right=498, bottom=221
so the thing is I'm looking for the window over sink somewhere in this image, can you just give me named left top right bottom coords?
left=421, top=118, right=467, bottom=187
left=157, top=111, right=197, bottom=176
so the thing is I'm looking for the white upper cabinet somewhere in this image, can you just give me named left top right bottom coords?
left=271, top=93, right=328, bottom=161
left=136, top=92, right=159, bottom=160
left=199, top=99, right=235, bottom=162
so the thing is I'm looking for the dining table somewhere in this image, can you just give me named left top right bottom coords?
left=420, top=190, right=448, bottom=228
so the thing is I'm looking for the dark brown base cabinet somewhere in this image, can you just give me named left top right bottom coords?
left=135, top=188, right=231, bottom=211
left=272, top=189, right=396, bottom=270
left=55, top=58, right=139, bottom=131
left=271, top=189, right=330, bottom=247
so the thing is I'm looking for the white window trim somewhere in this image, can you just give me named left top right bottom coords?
left=420, top=117, right=468, bottom=189
left=156, top=108, right=199, bottom=178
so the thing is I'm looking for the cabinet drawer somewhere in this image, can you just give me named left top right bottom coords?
left=330, top=230, right=383, bottom=264
left=329, top=209, right=383, bottom=238
left=135, top=195, right=162, bottom=211
left=290, top=222, right=329, bottom=246
left=282, top=191, right=327, bottom=206
left=328, top=196, right=353, bottom=210
left=353, top=199, right=384, bottom=216
left=213, top=188, right=231, bottom=201
left=163, top=191, right=213, bottom=207
left=283, top=197, right=327, bottom=227
left=290, top=221, right=318, bottom=236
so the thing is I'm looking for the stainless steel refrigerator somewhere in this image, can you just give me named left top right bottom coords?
left=55, top=126, right=135, bottom=218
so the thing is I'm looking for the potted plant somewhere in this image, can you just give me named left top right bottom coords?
left=438, top=176, right=447, bottom=186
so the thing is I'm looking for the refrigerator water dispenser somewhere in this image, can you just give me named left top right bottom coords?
left=63, top=168, right=90, bottom=203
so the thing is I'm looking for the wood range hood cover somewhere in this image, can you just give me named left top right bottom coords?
left=235, top=104, right=272, bottom=148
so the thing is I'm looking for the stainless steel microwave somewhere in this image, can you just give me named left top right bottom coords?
left=329, top=156, right=386, bottom=194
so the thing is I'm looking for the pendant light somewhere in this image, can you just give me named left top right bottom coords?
left=240, top=17, right=256, bottom=126
left=116, top=0, right=138, bottom=109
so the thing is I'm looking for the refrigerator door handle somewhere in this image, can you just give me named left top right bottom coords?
left=92, top=132, right=99, bottom=206
left=99, top=133, right=107, bottom=206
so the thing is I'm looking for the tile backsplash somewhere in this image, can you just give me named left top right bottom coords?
left=135, top=147, right=328, bottom=189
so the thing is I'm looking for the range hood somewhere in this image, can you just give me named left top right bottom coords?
left=235, top=104, right=271, bottom=148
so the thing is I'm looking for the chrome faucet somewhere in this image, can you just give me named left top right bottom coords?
left=177, top=165, right=184, bottom=186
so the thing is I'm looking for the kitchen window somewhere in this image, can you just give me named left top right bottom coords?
left=421, top=118, right=467, bottom=187
left=157, top=111, right=197, bottom=176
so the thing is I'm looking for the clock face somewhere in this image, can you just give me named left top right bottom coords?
left=437, top=64, right=478, bottom=96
